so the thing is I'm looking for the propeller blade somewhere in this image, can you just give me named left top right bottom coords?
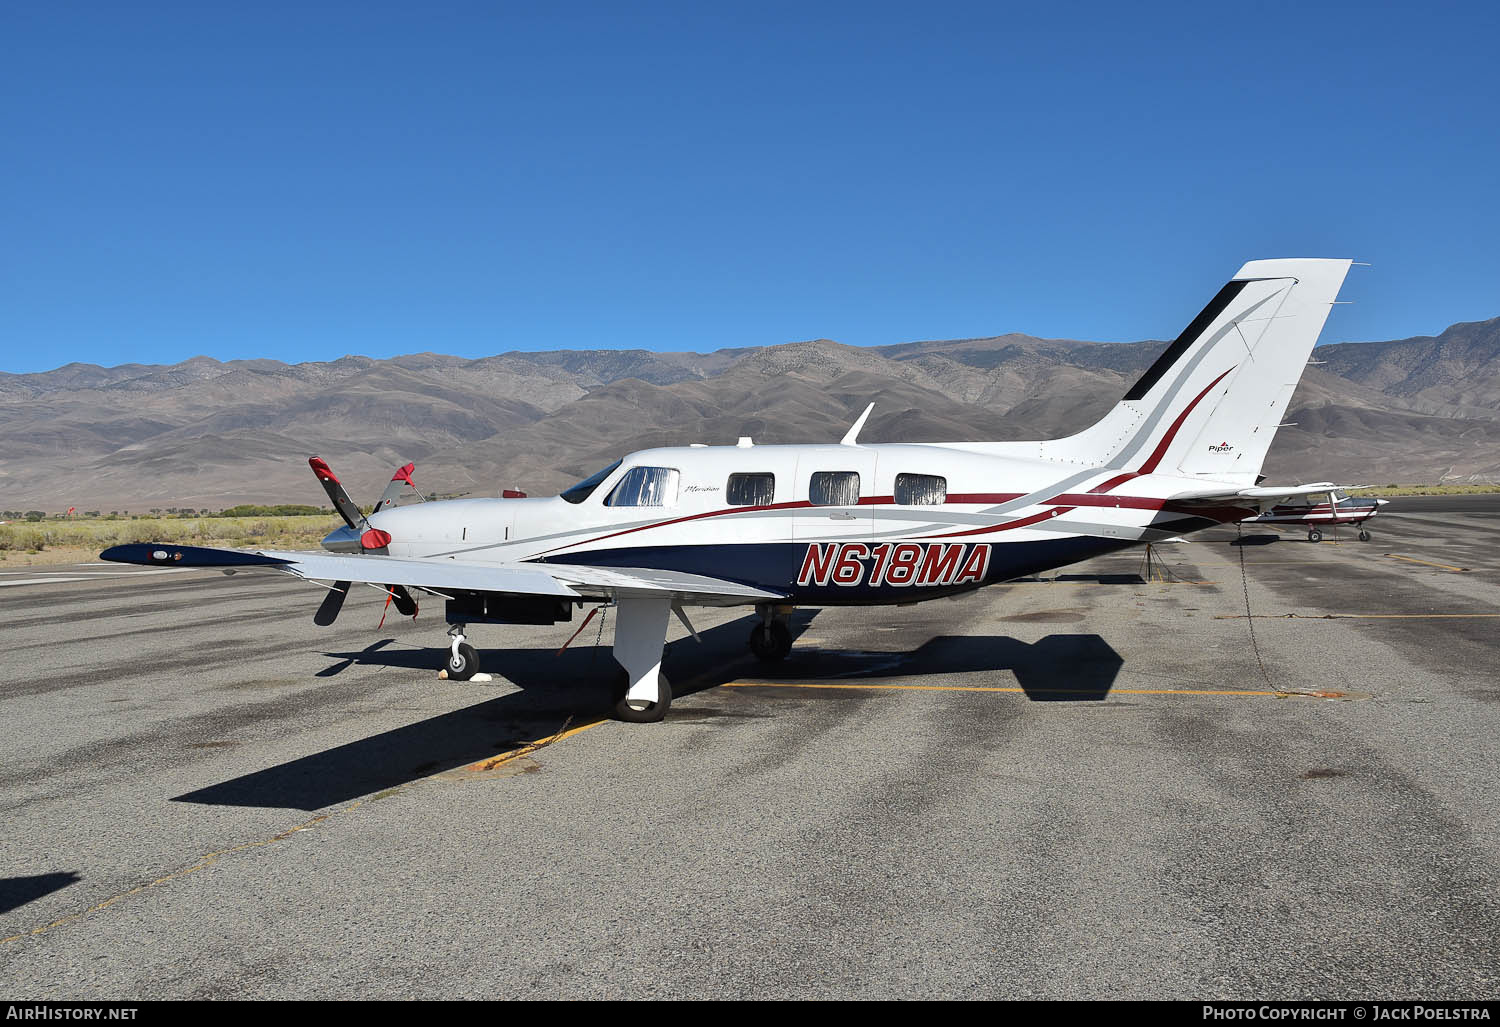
left=314, top=581, right=350, bottom=626
left=375, top=463, right=420, bottom=511
left=309, top=457, right=367, bottom=532
left=388, top=584, right=419, bottom=618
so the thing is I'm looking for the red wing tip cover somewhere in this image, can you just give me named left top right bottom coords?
left=100, top=543, right=291, bottom=568
left=360, top=528, right=393, bottom=550
left=308, top=457, right=339, bottom=483
left=501, top=489, right=528, bottom=499
left=391, top=463, right=416, bottom=485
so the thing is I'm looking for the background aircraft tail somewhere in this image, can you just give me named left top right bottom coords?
left=1036, top=258, right=1352, bottom=484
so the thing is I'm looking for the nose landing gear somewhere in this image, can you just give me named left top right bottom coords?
left=445, top=623, right=479, bottom=681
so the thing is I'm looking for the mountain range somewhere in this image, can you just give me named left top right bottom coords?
left=2, top=316, right=1497, bottom=511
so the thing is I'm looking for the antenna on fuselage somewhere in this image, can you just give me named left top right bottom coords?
left=840, top=402, right=875, bottom=446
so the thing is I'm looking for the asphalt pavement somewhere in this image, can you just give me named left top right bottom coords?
left=1, top=495, right=1496, bottom=998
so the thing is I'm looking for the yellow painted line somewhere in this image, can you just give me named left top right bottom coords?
left=2, top=719, right=606, bottom=947
left=1215, top=613, right=1500, bottom=620
left=1385, top=553, right=1470, bottom=573
left=721, top=681, right=1284, bottom=697
left=463, top=718, right=605, bottom=772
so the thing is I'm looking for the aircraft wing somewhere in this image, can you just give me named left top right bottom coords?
left=99, top=543, right=782, bottom=605
left=544, top=564, right=784, bottom=604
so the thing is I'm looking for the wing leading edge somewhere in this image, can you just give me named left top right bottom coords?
left=98, top=543, right=781, bottom=605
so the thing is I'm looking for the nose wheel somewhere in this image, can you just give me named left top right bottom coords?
left=445, top=625, right=479, bottom=681
left=1358, top=528, right=1371, bottom=541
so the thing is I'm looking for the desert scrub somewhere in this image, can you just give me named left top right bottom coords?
left=1364, top=484, right=1500, bottom=496
left=0, top=527, right=49, bottom=552
left=0, top=514, right=340, bottom=553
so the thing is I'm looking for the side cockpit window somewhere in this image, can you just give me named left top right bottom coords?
left=894, top=473, right=947, bottom=506
left=726, top=473, right=775, bottom=507
left=605, top=466, right=680, bottom=507
left=809, top=471, right=860, bottom=507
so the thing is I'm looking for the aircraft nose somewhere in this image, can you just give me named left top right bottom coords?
left=321, top=524, right=361, bottom=553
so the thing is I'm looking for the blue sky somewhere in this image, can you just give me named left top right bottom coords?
left=3, top=1, right=1496, bottom=374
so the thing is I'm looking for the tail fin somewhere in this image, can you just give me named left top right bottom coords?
left=1038, top=258, right=1352, bottom=483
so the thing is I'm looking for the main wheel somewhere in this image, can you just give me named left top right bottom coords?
left=748, top=621, right=793, bottom=662
left=446, top=641, right=479, bottom=681
left=613, top=670, right=672, bottom=723
left=1358, top=529, right=1371, bottom=541
left=1308, top=528, right=1323, bottom=543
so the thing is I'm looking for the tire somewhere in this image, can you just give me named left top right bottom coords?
left=613, top=670, right=672, bottom=723
left=1358, top=529, right=1371, bottom=542
left=1308, top=529, right=1323, bottom=543
left=446, top=641, right=479, bottom=681
left=748, top=621, right=793, bottom=662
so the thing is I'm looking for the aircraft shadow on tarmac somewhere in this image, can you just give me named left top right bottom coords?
left=173, top=610, right=1122, bottom=811
left=0, top=871, right=81, bottom=916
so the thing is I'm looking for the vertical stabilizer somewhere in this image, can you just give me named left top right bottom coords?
left=1034, top=258, right=1351, bottom=483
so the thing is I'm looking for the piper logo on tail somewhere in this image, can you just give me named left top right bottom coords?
left=1208, top=441, right=1235, bottom=453
left=796, top=542, right=992, bottom=588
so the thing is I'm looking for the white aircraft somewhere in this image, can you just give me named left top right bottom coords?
left=105, top=258, right=1353, bottom=722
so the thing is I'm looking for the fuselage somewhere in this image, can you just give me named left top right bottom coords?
left=332, top=441, right=1256, bottom=606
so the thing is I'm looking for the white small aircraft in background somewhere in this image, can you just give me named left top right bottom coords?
left=106, top=258, right=1354, bottom=722
left=1243, top=488, right=1389, bottom=542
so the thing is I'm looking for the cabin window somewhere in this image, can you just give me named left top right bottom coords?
left=560, top=460, right=622, bottom=504
left=605, top=466, right=680, bottom=507
left=726, top=473, right=775, bottom=507
left=894, top=473, right=947, bottom=506
left=809, top=471, right=860, bottom=507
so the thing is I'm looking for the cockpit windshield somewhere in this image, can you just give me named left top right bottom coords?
left=559, top=460, right=622, bottom=504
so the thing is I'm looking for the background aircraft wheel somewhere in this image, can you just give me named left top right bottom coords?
left=1307, top=528, right=1323, bottom=543
left=749, top=621, right=793, bottom=662
left=1358, top=529, right=1371, bottom=541
left=612, top=670, right=672, bottom=723
left=446, top=642, right=479, bottom=681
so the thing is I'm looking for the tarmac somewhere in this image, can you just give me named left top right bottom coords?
left=1, top=495, right=1496, bottom=998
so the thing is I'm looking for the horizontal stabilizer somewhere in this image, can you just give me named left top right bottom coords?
left=1167, top=481, right=1343, bottom=505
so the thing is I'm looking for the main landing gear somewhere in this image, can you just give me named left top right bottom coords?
left=443, top=597, right=678, bottom=722
left=613, top=668, right=672, bottom=723
left=609, top=596, right=674, bottom=723
left=1307, top=526, right=1373, bottom=543
left=748, top=604, right=794, bottom=662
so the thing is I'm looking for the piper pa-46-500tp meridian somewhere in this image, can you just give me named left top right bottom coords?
left=105, top=258, right=1355, bottom=723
